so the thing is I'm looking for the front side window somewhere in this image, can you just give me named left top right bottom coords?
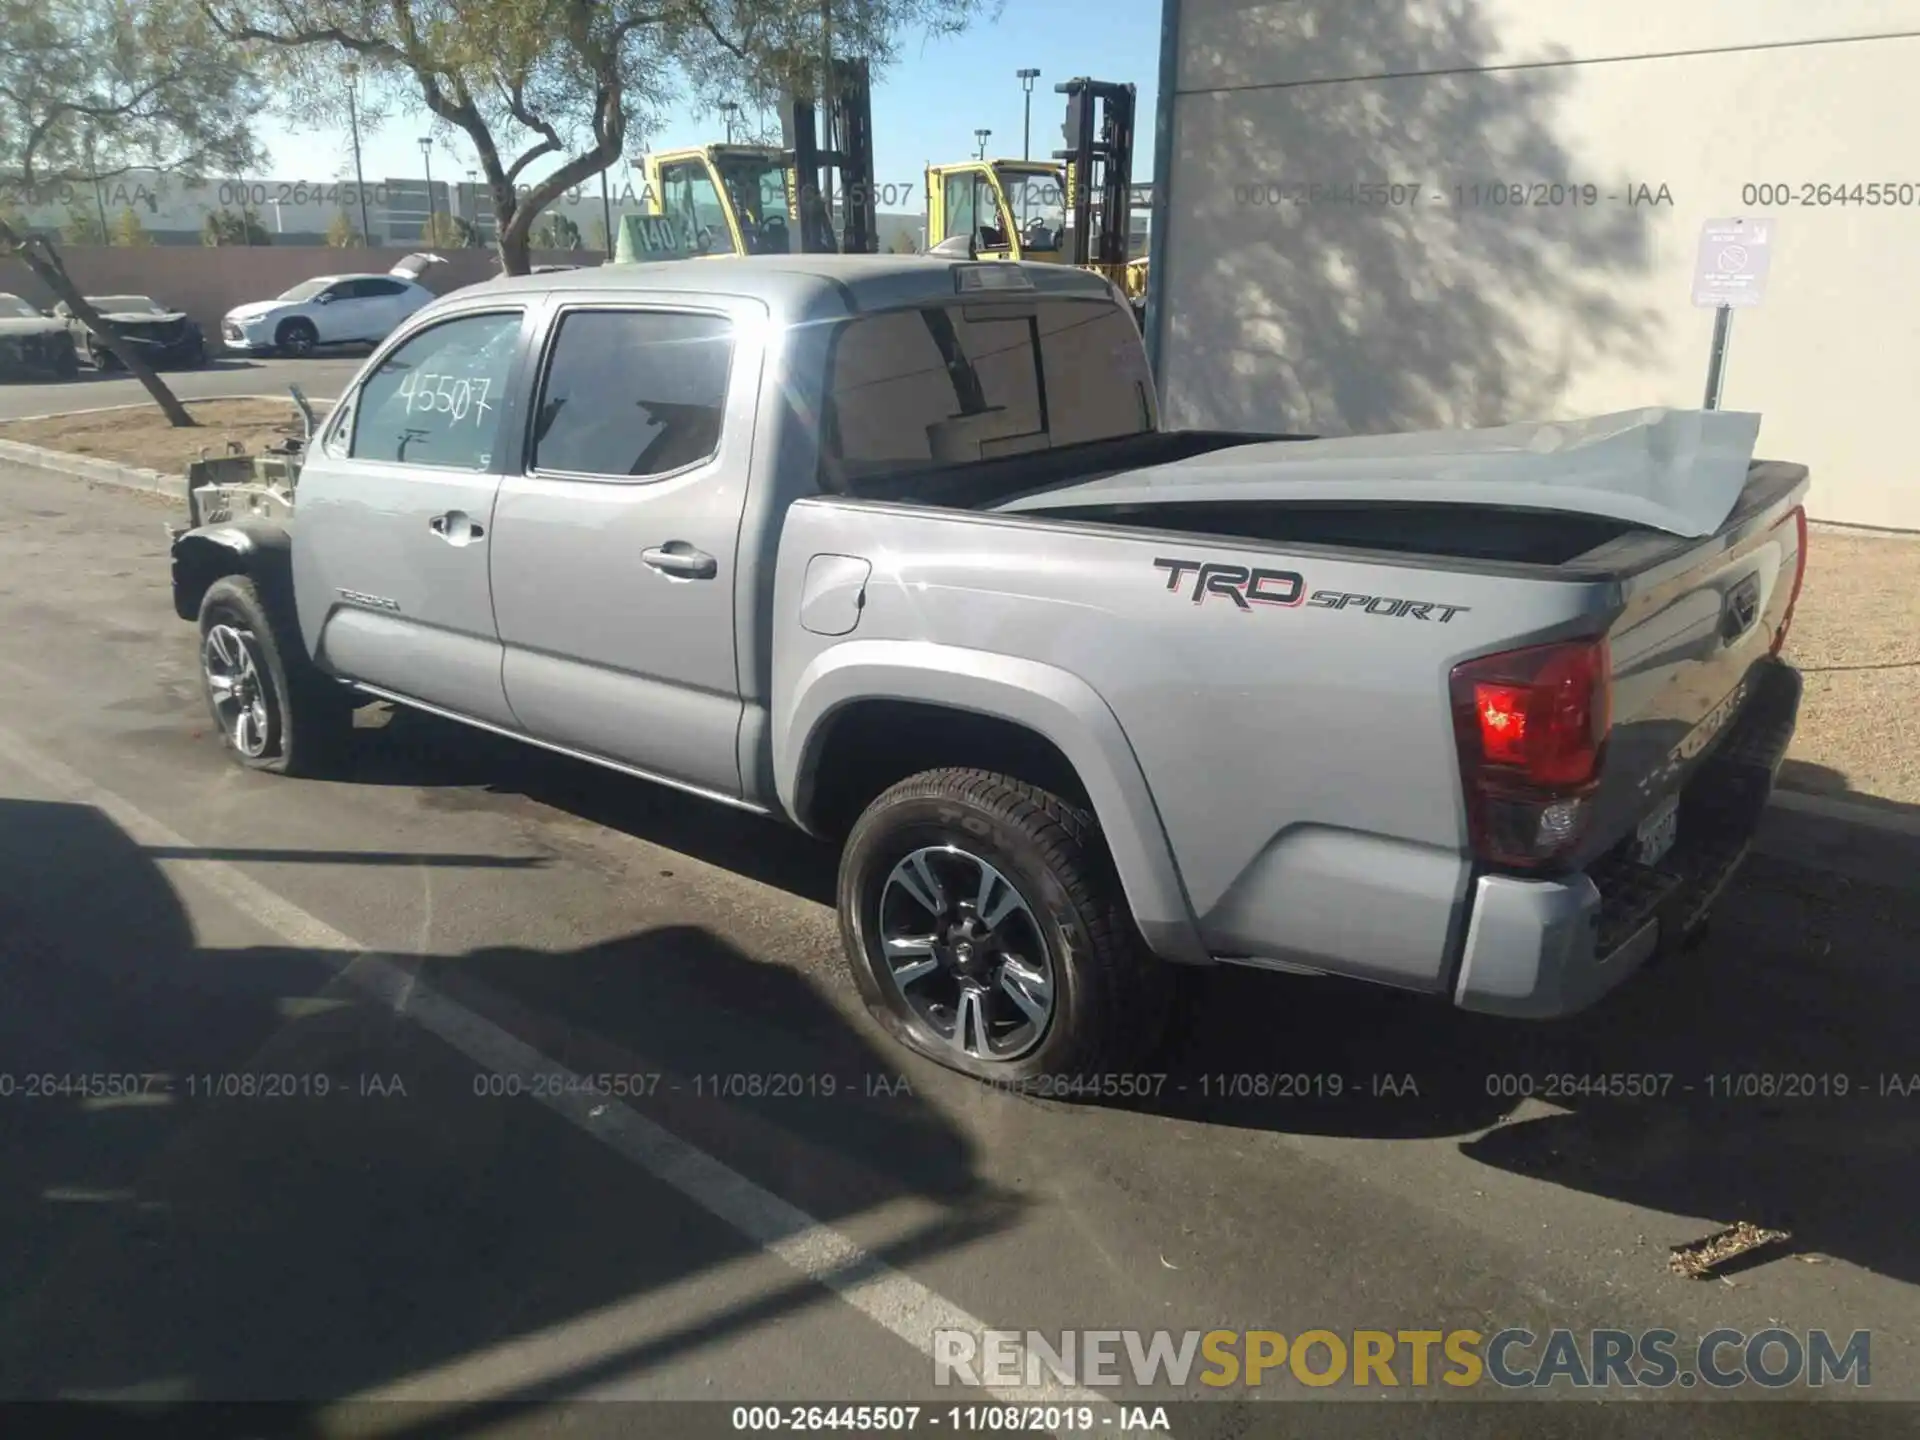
left=348, top=311, right=522, bottom=469
left=277, top=278, right=332, bottom=303
left=657, top=160, right=734, bottom=256
left=823, top=298, right=1149, bottom=487
left=997, top=170, right=1065, bottom=253
left=532, top=310, right=733, bottom=479
left=717, top=157, right=795, bottom=255
left=974, top=176, right=1009, bottom=250
left=941, top=172, right=976, bottom=245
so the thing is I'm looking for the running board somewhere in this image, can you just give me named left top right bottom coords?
left=346, top=682, right=774, bottom=818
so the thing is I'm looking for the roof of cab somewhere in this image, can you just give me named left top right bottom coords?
left=466, top=253, right=1118, bottom=319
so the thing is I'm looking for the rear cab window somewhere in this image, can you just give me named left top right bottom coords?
left=821, top=296, right=1152, bottom=492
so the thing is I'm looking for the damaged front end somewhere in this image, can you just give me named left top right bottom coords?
left=167, top=384, right=315, bottom=539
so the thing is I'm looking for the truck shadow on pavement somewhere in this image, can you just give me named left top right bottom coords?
left=343, top=704, right=842, bottom=906
left=1140, top=773, right=1920, bottom=1287
left=277, top=711, right=1920, bottom=1287
left=0, top=796, right=1016, bottom=1415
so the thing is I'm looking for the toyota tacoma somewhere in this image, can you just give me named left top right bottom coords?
left=166, top=255, right=1809, bottom=1084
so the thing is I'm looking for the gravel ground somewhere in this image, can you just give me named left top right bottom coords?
left=0, top=397, right=313, bottom=473
left=1779, top=524, right=1920, bottom=806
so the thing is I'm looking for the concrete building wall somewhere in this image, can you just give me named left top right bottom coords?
left=1153, top=0, right=1920, bottom=529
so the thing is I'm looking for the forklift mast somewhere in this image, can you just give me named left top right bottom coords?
left=1054, top=76, right=1137, bottom=274
left=780, top=56, right=878, bottom=254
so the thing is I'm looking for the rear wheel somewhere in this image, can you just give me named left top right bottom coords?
left=275, top=318, right=318, bottom=357
left=838, top=768, right=1172, bottom=1086
left=196, top=576, right=350, bottom=776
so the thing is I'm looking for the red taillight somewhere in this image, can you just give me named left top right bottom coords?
left=1770, top=505, right=1808, bottom=656
left=1451, top=636, right=1612, bottom=868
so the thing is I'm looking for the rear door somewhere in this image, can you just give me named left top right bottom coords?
left=488, top=294, right=765, bottom=797
left=345, top=277, right=408, bottom=340
left=291, top=304, right=531, bottom=726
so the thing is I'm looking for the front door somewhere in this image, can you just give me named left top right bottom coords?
left=310, top=280, right=367, bottom=345
left=290, top=306, right=531, bottom=727
left=488, top=297, right=764, bottom=798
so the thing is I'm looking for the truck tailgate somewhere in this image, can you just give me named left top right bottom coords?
left=1571, top=459, right=1810, bottom=871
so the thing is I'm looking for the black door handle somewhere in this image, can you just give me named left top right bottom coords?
left=429, top=511, right=485, bottom=545
left=642, top=543, right=717, bottom=579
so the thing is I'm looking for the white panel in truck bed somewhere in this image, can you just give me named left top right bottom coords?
left=995, top=408, right=1763, bottom=539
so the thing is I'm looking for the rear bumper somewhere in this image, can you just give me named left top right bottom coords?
left=1452, top=658, right=1801, bottom=1019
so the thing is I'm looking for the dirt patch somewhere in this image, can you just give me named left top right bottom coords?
left=1780, top=526, right=1920, bottom=806
left=0, top=398, right=320, bottom=476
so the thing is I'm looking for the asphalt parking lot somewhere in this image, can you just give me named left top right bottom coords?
left=0, top=354, right=361, bottom=421
left=1, top=464, right=1916, bottom=1435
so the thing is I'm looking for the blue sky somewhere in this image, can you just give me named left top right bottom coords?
left=257, top=0, right=1164, bottom=197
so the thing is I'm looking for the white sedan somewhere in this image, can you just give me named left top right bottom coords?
left=221, top=253, right=446, bottom=357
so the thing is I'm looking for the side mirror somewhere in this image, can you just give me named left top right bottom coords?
left=929, top=234, right=974, bottom=260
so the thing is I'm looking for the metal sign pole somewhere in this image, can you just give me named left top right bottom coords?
left=1702, top=304, right=1733, bottom=410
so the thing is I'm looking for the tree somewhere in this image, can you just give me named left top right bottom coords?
left=587, top=215, right=609, bottom=254
left=60, top=207, right=105, bottom=245
left=532, top=211, right=580, bottom=250
left=202, top=206, right=272, bottom=244
left=109, top=205, right=155, bottom=246
left=210, top=0, right=992, bottom=277
left=420, top=210, right=477, bottom=247
left=324, top=209, right=362, bottom=246
left=0, top=0, right=263, bottom=426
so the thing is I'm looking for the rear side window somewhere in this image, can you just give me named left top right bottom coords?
left=822, top=298, right=1150, bottom=488
left=348, top=311, right=522, bottom=470
left=531, top=310, right=733, bottom=479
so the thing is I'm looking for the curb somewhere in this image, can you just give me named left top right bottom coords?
left=0, top=435, right=186, bottom=501
left=2, top=394, right=335, bottom=425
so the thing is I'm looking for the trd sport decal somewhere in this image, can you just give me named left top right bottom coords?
left=1153, top=558, right=1471, bottom=622
left=1153, top=558, right=1304, bottom=609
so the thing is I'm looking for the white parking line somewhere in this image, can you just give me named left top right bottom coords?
left=0, top=721, right=1151, bottom=1432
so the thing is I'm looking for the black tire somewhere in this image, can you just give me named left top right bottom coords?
left=195, top=575, right=350, bottom=776
left=275, top=318, right=318, bottom=357
left=838, top=767, right=1173, bottom=1086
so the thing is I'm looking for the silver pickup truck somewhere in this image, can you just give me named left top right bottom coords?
left=168, top=255, right=1809, bottom=1086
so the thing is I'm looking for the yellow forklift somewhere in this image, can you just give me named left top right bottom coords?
left=616, top=58, right=880, bottom=263
left=924, top=77, right=1148, bottom=317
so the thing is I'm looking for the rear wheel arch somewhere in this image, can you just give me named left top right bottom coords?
left=781, top=649, right=1208, bottom=965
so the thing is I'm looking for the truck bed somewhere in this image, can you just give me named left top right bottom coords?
left=774, top=426, right=1809, bottom=993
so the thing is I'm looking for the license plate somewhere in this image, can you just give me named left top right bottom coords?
left=1637, top=795, right=1680, bottom=867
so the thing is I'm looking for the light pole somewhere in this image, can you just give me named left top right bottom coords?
left=344, top=63, right=371, bottom=244
left=418, top=136, right=436, bottom=241
left=974, top=128, right=991, bottom=161
left=720, top=101, right=740, bottom=143
left=1017, top=69, right=1040, bottom=161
